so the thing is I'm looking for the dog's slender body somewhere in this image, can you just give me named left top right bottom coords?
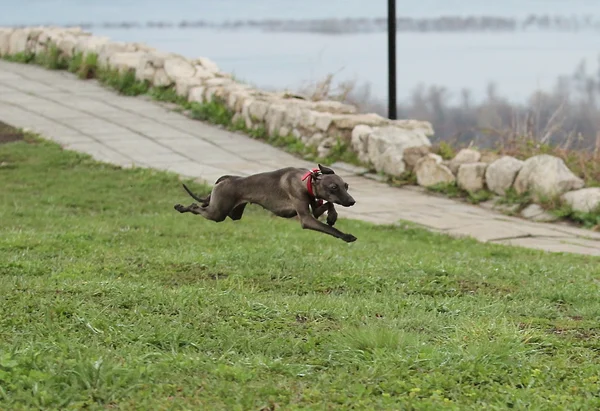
left=174, top=164, right=357, bottom=242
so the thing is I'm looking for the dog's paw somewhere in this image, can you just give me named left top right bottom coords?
left=342, top=233, right=357, bottom=243
left=174, top=204, right=186, bottom=212
left=326, top=213, right=338, bottom=226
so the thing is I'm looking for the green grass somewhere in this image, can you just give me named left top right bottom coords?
left=1, top=137, right=600, bottom=410
left=1, top=46, right=598, bottom=230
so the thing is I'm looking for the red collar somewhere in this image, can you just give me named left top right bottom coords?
left=301, top=168, right=324, bottom=207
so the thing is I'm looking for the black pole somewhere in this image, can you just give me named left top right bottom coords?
left=387, top=0, right=397, bottom=120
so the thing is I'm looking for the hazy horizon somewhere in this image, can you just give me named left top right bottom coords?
left=3, top=0, right=600, bottom=105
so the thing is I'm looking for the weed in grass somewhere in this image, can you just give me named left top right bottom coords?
left=432, top=141, right=456, bottom=160
left=426, top=182, right=493, bottom=205
left=78, top=52, right=99, bottom=79
left=388, top=172, right=417, bottom=187
left=495, top=188, right=532, bottom=209
left=67, top=51, right=83, bottom=74
left=1, top=138, right=600, bottom=409
left=188, top=99, right=233, bottom=126
left=466, top=189, right=493, bottom=204
left=34, top=44, right=68, bottom=70
left=148, top=86, right=190, bottom=107
left=96, top=67, right=149, bottom=96
left=2, top=51, right=35, bottom=64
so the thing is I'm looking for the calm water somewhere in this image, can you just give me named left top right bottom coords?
left=3, top=0, right=600, bottom=104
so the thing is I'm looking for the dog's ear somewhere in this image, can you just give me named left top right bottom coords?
left=318, top=164, right=335, bottom=175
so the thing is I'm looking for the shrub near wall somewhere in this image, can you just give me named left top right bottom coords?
left=0, top=26, right=598, bottom=228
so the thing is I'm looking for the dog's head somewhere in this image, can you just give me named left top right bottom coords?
left=313, top=164, right=356, bottom=207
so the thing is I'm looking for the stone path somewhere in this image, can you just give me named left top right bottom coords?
left=1, top=60, right=599, bottom=256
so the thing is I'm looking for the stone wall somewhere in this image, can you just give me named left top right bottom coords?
left=413, top=148, right=599, bottom=219
left=1, top=26, right=598, bottom=217
left=0, top=26, right=434, bottom=174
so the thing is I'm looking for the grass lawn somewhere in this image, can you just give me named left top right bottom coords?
left=1, top=134, right=600, bottom=410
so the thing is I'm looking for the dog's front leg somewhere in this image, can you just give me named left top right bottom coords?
left=325, top=203, right=338, bottom=226
left=312, top=202, right=328, bottom=218
left=312, top=202, right=338, bottom=226
left=297, top=203, right=356, bottom=243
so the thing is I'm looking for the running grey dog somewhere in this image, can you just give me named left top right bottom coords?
left=174, top=164, right=357, bottom=242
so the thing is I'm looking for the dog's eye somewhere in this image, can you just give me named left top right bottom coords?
left=345, top=183, right=349, bottom=189
left=331, top=184, right=338, bottom=190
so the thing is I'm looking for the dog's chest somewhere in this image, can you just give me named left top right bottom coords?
left=252, top=197, right=298, bottom=219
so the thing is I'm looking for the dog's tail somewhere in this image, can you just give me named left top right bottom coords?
left=182, top=184, right=208, bottom=203
left=182, top=176, right=239, bottom=203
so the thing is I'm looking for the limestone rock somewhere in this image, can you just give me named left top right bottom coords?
left=56, top=35, right=77, bottom=57
left=562, top=188, right=600, bottom=213
left=153, top=68, right=172, bottom=87
left=193, top=66, right=216, bottom=80
left=485, top=156, right=524, bottom=195
left=480, top=151, right=501, bottom=164
left=0, top=28, right=12, bottom=55
left=351, top=125, right=373, bottom=164
left=457, top=162, right=488, bottom=192
left=313, top=112, right=334, bottom=132
left=415, top=154, right=456, bottom=187
left=278, top=126, right=290, bottom=137
left=226, top=86, right=253, bottom=112
left=390, top=119, right=435, bottom=136
left=365, top=126, right=432, bottom=176
left=280, top=104, right=304, bottom=129
left=403, top=145, right=430, bottom=172
left=8, top=29, right=29, bottom=54
left=97, top=42, right=130, bottom=68
left=135, top=51, right=173, bottom=82
left=265, top=104, right=287, bottom=136
left=249, top=100, right=271, bottom=122
left=74, top=35, right=110, bottom=55
left=513, top=154, right=584, bottom=198
left=317, top=137, right=337, bottom=158
left=292, top=128, right=304, bottom=141
left=311, top=100, right=357, bottom=115
left=108, top=51, right=145, bottom=73
left=204, top=77, right=233, bottom=88
left=449, top=148, right=481, bottom=174
left=520, top=204, right=559, bottom=222
left=307, top=133, right=325, bottom=147
left=175, top=77, right=204, bottom=98
left=375, top=147, right=406, bottom=176
left=188, top=86, right=206, bottom=103
left=194, top=57, right=220, bottom=73
left=164, top=58, right=196, bottom=81
left=332, top=113, right=387, bottom=130
left=135, top=61, right=156, bottom=82
left=295, top=108, right=332, bottom=132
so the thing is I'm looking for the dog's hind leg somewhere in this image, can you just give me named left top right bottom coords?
left=174, top=202, right=231, bottom=222
left=174, top=203, right=203, bottom=214
left=228, top=202, right=247, bottom=221
left=175, top=181, right=240, bottom=222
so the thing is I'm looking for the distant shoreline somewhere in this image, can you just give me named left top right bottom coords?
left=6, top=15, right=600, bottom=35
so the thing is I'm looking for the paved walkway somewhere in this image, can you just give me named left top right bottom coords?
left=1, top=60, right=599, bottom=256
